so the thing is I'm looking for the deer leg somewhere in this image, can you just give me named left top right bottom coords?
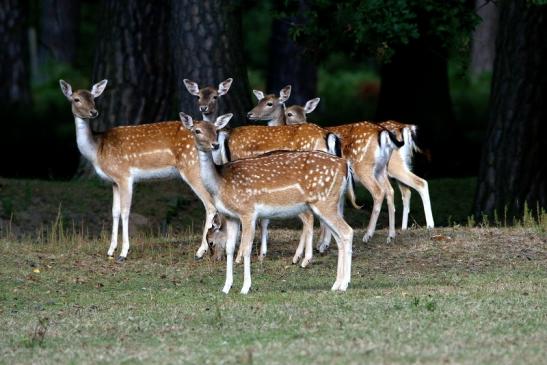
left=389, top=168, right=435, bottom=229
left=239, top=216, right=256, bottom=294
left=293, top=211, right=314, bottom=267
left=183, top=173, right=216, bottom=259
left=398, top=182, right=412, bottom=230
left=196, top=203, right=216, bottom=260
left=356, top=171, right=385, bottom=243
left=117, top=179, right=133, bottom=262
left=317, top=222, right=333, bottom=254
left=107, top=184, right=120, bottom=257
left=222, top=218, right=239, bottom=294
left=311, top=203, right=353, bottom=291
left=259, top=218, right=269, bottom=261
left=379, top=170, right=396, bottom=243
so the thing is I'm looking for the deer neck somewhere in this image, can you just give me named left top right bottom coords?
left=197, top=149, right=222, bottom=196
left=202, top=112, right=217, bottom=123
left=267, top=107, right=286, bottom=126
left=74, top=116, right=99, bottom=163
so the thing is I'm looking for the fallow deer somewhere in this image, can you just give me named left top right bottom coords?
left=248, top=90, right=401, bottom=253
left=183, top=78, right=233, bottom=123
left=180, top=112, right=353, bottom=294
left=59, top=79, right=218, bottom=262
left=285, top=98, right=321, bottom=125
left=284, top=103, right=434, bottom=231
left=246, top=85, right=292, bottom=126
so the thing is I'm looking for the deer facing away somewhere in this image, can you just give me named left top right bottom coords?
left=284, top=100, right=435, bottom=235
left=60, top=79, right=219, bottom=262
left=180, top=112, right=353, bottom=294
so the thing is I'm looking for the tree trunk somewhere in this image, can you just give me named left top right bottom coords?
left=474, top=0, right=547, bottom=219
left=76, top=0, right=173, bottom=177
left=375, top=39, right=455, bottom=177
left=266, top=0, right=318, bottom=106
left=470, top=0, right=499, bottom=76
left=0, top=0, right=31, bottom=107
left=169, top=0, right=252, bottom=126
left=38, top=0, right=80, bottom=66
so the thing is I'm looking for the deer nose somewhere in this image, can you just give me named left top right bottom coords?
left=212, top=143, right=220, bottom=150
left=90, top=110, right=98, bottom=117
left=247, top=112, right=253, bottom=119
left=200, top=106, right=208, bottom=112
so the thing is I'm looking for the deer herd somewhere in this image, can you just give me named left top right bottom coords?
left=59, top=77, right=434, bottom=295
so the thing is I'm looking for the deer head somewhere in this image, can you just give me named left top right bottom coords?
left=179, top=112, right=233, bottom=152
left=206, top=213, right=226, bottom=261
left=59, top=79, right=108, bottom=119
left=246, top=85, right=291, bottom=124
left=285, top=98, right=321, bottom=125
left=183, top=78, right=233, bottom=119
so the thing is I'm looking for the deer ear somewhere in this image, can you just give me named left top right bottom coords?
left=212, top=213, right=222, bottom=229
left=218, top=78, right=233, bottom=96
left=304, top=98, right=320, bottom=114
left=253, top=90, right=264, bottom=101
left=59, top=80, right=73, bottom=99
left=91, top=80, right=108, bottom=98
left=214, top=113, right=232, bottom=130
left=179, top=112, right=194, bottom=129
left=183, top=79, right=200, bottom=96
left=279, top=85, right=291, bottom=103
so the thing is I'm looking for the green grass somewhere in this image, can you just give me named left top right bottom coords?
left=1, top=226, right=546, bottom=364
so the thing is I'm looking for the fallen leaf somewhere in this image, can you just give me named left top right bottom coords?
left=33, top=269, right=40, bottom=273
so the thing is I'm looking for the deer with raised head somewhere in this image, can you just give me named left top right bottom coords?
left=183, top=78, right=233, bottom=123
left=249, top=90, right=401, bottom=253
left=246, top=85, right=292, bottom=126
left=59, top=79, right=219, bottom=262
left=180, top=112, right=353, bottom=294
left=284, top=102, right=434, bottom=233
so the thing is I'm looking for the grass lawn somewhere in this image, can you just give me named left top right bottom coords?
left=1, top=225, right=546, bottom=364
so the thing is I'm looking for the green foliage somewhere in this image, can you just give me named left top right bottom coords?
left=290, top=0, right=480, bottom=62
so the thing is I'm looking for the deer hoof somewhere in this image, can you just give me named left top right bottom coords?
left=194, top=255, right=204, bottom=261
left=115, top=256, right=126, bottom=263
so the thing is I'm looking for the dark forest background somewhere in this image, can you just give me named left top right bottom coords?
left=0, top=0, right=545, bottom=220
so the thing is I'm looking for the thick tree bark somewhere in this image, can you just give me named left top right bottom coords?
left=375, top=39, right=455, bottom=176
left=0, top=0, right=31, bottom=107
left=266, top=0, right=318, bottom=106
left=76, top=0, right=174, bottom=177
left=38, top=0, right=80, bottom=66
left=474, top=0, right=547, bottom=219
left=170, top=0, right=252, bottom=125
left=470, top=0, right=499, bottom=75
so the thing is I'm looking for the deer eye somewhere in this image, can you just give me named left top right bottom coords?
left=267, top=102, right=273, bottom=107
left=287, top=112, right=293, bottom=117
left=195, top=129, right=202, bottom=135
left=213, top=95, right=218, bottom=99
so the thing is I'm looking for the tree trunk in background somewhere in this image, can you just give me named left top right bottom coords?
left=0, top=0, right=31, bottom=107
left=470, top=0, right=499, bottom=76
left=266, top=0, right=317, bottom=106
left=474, top=0, right=547, bottom=219
left=376, top=39, right=455, bottom=177
left=170, top=0, right=252, bottom=126
left=76, top=0, right=173, bottom=177
left=38, top=0, right=80, bottom=66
